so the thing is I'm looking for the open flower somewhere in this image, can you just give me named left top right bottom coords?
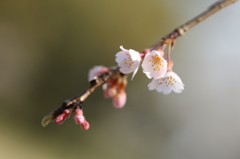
left=115, top=46, right=141, bottom=80
left=142, top=50, right=167, bottom=79
left=148, top=71, right=184, bottom=94
left=88, top=65, right=109, bottom=81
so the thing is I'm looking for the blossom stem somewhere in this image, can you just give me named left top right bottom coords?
left=159, top=44, right=167, bottom=51
left=166, top=45, right=171, bottom=62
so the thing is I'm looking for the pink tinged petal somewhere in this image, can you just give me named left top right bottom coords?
left=148, top=79, right=159, bottom=90
left=113, top=91, right=127, bottom=109
left=88, top=66, right=109, bottom=81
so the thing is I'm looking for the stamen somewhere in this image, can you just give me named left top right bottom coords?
left=150, top=54, right=164, bottom=71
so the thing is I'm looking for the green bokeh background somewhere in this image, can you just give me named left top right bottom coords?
left=1, top=0, right=240, bottom=159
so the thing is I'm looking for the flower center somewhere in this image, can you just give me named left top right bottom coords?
left=159, top=76, right=177, bottom=86
left=150, top=54, right=164, bottom=71
left=124, top=53, right=134, bottom=68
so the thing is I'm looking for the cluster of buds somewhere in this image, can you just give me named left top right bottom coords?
left=55, top=107, right=89, bottom=130
left=89, top=66, right=127, bottom=108
left=73, top=108, right=90, bottom=130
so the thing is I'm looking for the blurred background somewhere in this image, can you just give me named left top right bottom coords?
left=0, top=0, right=240, bottom=159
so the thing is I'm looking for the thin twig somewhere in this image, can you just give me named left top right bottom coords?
left=150, top=0, right=238, bottom=50
left=41, top=0, right=237, bottom=127
left=64, top=67, right=120, bottom=107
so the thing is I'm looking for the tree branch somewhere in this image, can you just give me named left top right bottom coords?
left=41, top=0, right=238, bottom=127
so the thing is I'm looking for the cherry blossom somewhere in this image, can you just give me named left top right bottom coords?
left=142, top=50, right=167, bottom=79
left=148, top=71, right=184, bottom=94
left=88, top=65, right=109, bottom=81
left=115, top=46, right=141, bottom=79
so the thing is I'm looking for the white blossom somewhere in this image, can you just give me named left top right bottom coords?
left=142, top=50, right=167, bottom=79
left=148, top=72, right=184, bottom=94
left=115, top=46, right=141, bottom=80
left=88, top=66, right=109, bottom=81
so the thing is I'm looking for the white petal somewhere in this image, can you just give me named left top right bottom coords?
left=120, top=67, right=135, bottom=74
left=115, top=52, right=127, bottom=63
left=129, top=49, right=141, bottom=61
left=148, top=79, right=159, bottom=90
left=156, top=83, right=165, bottom=93
left=120, top=45, right=127, bottom=51
left=131, top=66, right=139, bottom=80
left=163, top=88, right=172, bottom=95
left=169, top=83, right=180, bottom=93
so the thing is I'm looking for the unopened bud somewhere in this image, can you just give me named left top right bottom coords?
left=63, top=109, right=71, bottom=118
left=113, top=91, right=127, bottom=109
left=75, top=108, right=83, bottom=115
left=81, top=120, right=90, bottom=130
left=74, top=115, right=85, bottom=124
left=55, top=114, right=66, bottom=124
left=103, top=86, right=117, bottom=98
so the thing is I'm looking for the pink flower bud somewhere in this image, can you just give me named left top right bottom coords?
left=63, top=109, right=71, bottom=119
left=75, top=108, right=83, bottom=115
left=103, top=86, right=117, bottom=98
left=81, top=120, right=90, bottom=130
left=55, top=114, right=66, bottom=124
left=74, top=108, right=85, bottom=124
left=74, top=114, right=85, bottom=124
left=113, top=91, right=127, bottom=108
